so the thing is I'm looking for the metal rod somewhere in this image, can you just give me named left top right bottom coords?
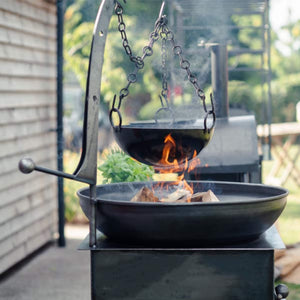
left=159, top=1, right=166, bottom=19
left=35, top=165, right=93, bottom=184
left=18, top=158, right=94, bottom=184
left=57, top=0, right=65, bottom=248
left=181, top=25, right=263, bottom=30
left=89, top=184, right=97, bottom=248
left=266, top=0, right=272, bottom=159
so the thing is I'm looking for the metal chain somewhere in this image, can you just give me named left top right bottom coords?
left=110, top=2, right=215, bottom=132
left=110, top=1, right=162, bottom=130
left=154, top=18, right=175, bottom=124
left=160, top=26, right=168, bottom=103
left=160, top=22, right=215, bottom=131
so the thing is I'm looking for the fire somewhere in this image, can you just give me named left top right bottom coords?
left=155, top=134, right=201, bottom=199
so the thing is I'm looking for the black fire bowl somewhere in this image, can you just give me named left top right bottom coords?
left=113, top=121, right=214, bottom=167
left=78, top=181, right=288, bottom=247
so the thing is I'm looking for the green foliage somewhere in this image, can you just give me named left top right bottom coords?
left=262, top=149, right=300, bottom=246
left=281, top=18, right=300, bottom=52
left=270, top=73, right=300, bottom=122
left=228, top=80, right=257, bottom=113
left=275, top=282, right=300, bottom=300
left=64, top=2, right=93, bottom=89
left=98, top=150, right=154, bottom=183
left=64, top=0, right=300, bottom=126
left=231, top=15, right=263, bottom=49
left=63, top=151, right=87, bottom=223
left=64, top=1, right=162, bottom=121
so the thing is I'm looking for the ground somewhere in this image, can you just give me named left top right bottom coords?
left=0, top=225, right=90, bottom=300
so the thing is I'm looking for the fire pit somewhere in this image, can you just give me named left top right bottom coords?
left=18, top=0, right=290, bottom=299
left=78, top=180, right=287, bottom=245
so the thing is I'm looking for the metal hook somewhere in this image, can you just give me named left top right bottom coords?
left=155, top=1, right=166, bottom=26
left=159, top=94, right=168, bottom=108
left=159, top=1, right=166, bottom=20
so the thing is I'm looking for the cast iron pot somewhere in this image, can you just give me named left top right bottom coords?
left=113, top=121, right=214, bottom=167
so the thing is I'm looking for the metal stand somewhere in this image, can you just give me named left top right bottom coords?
left=79, top=226, right=289, bottom=300
left=18, top=0, right=116, bottom=248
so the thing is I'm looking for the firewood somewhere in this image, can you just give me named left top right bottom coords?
left=130, top=186, right=220, bottom=203
left=190, top=192, right=206, bottom=202
left=130, top=187, right=159, bottom=202
left=160, top=189, right=191, bottom=203
left=202, top=189, right=220, bottom=202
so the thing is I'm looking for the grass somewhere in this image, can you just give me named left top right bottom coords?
left=262, top=154, right=300, bottom=246
left=262, top=147, right=300, bottom=299
left=275, top=281, right=300, bottom=300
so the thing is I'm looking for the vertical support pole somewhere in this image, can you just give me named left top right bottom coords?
left=169, top=2, right=174, bottom=104
left=57, top=0, right=65, bottom=247
left=260, top=10, right=269, bottom=160
left=89, top=184, right=97, bottom=248
left=211, top=44, right=229, bottom=118
left=266, top=0, right=273, bottom=159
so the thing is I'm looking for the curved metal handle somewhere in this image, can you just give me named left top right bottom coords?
left=72, top=0, right=115, bottom=184
left=19, top=158, right=93, bottom=184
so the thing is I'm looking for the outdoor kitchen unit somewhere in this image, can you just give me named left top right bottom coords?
left=189, top=43, right=261, bottom=183
left=18, top=0, right=289, bottom=299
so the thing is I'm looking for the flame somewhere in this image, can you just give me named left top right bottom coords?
left=155, top=134, right=201, bottom=199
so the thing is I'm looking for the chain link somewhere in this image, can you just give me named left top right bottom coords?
left=110, top=1, right=215, bottom=132
left=160, top=22, right=215, bottom=131
left=161, top=26, right=168, bottom=101
left=110, top=1, right=163, bottom=130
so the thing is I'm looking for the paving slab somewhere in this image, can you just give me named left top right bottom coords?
left=0, top=225, right=90, bottom=300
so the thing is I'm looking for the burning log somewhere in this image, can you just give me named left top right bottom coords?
left=130, top=187, right=219, bottom=203
left=202, top=190, right=220, bottom=202
left=160, top=189, right=191, bottom=203
left=190, top=192, right=207, bottom=202
left=130, top=187, right=159, bottom=203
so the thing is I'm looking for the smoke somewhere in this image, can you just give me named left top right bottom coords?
left=123, top=0, right=233, bottom=123
left=77, top=0, right=234, bottom=123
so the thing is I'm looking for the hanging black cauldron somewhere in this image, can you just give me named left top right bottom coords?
left=109, top=1, right=215, bottom=167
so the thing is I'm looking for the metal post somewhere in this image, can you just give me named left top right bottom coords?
left=57, top=0, right=65, bottom=247
left=89, top=184, right=97, bottom=248
left=210, top=44, right=229, bottom=118
left=266, top=0, right=272, bottom=159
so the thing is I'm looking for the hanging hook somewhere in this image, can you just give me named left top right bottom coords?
left=159, top=1, right=166, bottom=19
left=155, top=1, right=166, bottom=26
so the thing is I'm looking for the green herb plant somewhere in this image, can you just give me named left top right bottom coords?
left=98, top=149, right=154, bottom=183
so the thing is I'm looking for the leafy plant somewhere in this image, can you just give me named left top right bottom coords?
left=98, top=150, right=154, bottom=183
left=63, top=151, right=88, bottom=223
